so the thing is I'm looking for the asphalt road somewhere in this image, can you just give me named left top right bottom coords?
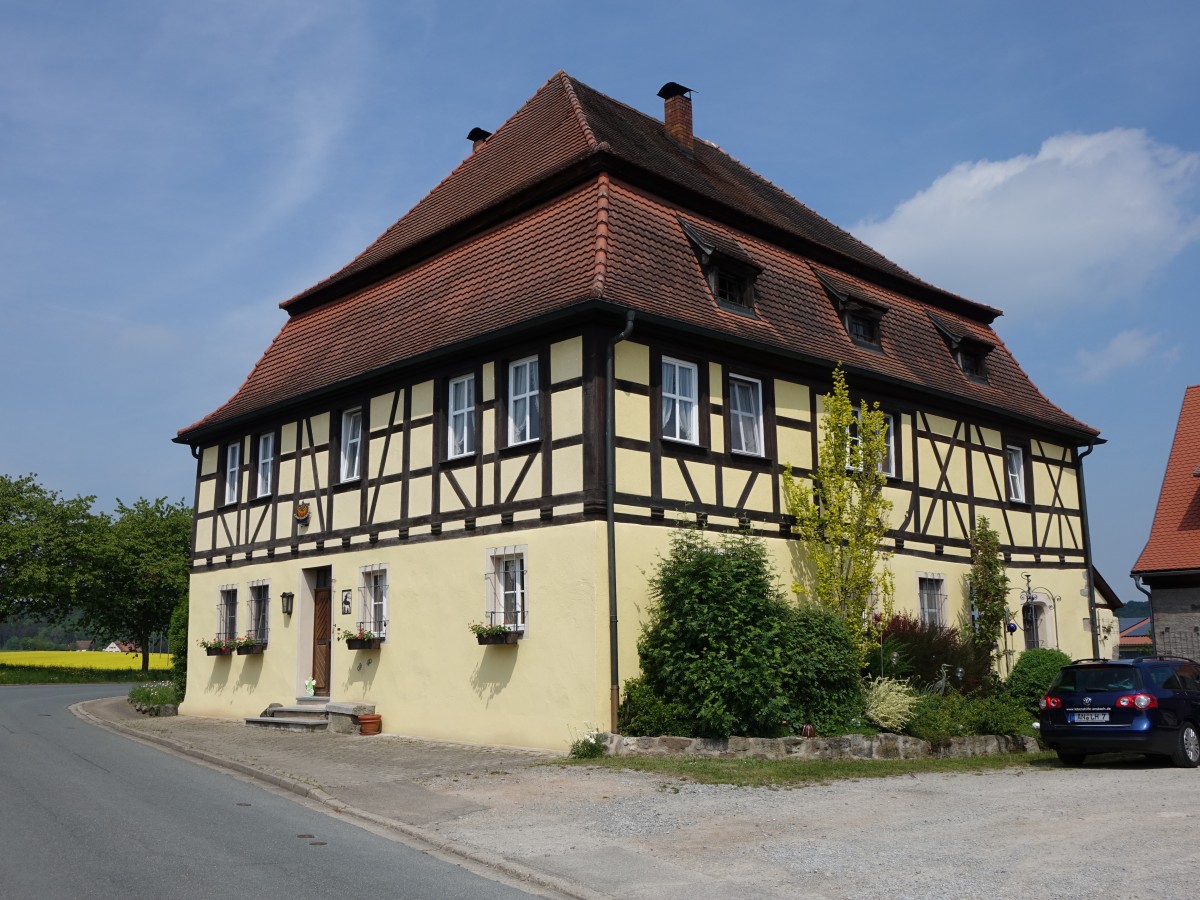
left=0, top=684, right=538, bottom=900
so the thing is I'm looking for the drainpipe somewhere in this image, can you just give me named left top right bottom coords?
left=1077, top=443, right=1101, bottom=658
left=1133, top=575, right=1155, bottom=656
left=606, top=310, right=636, bottom=732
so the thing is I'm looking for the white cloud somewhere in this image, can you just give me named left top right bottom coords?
left=1072, top=329, right=1178, bottom=384
left=854, top=129, right=1200, bottom=320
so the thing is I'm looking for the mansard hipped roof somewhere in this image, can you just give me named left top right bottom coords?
left=1133, top=386, right=1200, bottom=577
left=177, top=72, right=1096, bottom=443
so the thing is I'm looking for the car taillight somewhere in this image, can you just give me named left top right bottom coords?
left=1115, top=693, right=1158, bottom=709
left=1040, top=696, right=1062, bottom=710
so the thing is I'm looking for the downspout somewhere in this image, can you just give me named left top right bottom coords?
left=1133, top=575, right=1155, bottom=656
left=1077, top=443, right=1101, bottom=658
left=606, top=309, right=636, bottom=732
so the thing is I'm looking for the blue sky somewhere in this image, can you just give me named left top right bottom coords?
left=2, top=1, right=1197, bottom=606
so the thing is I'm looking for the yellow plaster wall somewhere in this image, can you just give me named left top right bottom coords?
left=615, top=340, right=649, bottom=385
left=408, top=424, right=433, bottom=471
left=551, top=337, right=583, bottom=383
left=410, top=380, right=434, bottom=420
left=200, top=446, right=218, bottom=477
left=370, top=392, right=396, bottom=430
left=617, top=447, right=651, bottom=497
left=552, top=386, right=583, bottom=441
left=331, top=493, right=361, bottom=532
left=553, top=445, right=583, bottom=495
left=774, top=378, right=810, bottom=422
left=183, top=523, right=612, bottom=750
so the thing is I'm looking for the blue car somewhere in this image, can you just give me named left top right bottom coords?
left=1038, top=657, right=1200, bottom=767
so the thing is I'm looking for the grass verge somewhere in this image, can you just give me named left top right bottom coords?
left=0, top=664, right=168, bottom=685
left=552, top=751, right=1056, bottom=786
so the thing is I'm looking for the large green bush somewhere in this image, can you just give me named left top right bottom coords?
left=633, top=527, right=863, bottom=738
left=1005, top=647, right=1071, bottom=714
left=167, top=595, right=188, bottom=699
left=620, top=676, right=693, bottom=737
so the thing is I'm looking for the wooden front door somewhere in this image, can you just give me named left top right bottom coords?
left=312, top=587, right=331, bottom=696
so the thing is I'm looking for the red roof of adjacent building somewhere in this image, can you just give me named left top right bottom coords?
left=1133, top=386, right=1200, bottom=576
left=177, top=73, right=1097, bottom=443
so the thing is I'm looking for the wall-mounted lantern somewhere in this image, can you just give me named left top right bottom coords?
left=280, top=592, right=295, bottom=616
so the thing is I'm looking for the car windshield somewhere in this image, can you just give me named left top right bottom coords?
left=1052, top=666, right=1142, bottom=693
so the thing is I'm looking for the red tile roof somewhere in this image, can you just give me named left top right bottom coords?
left=1133, top=386, right=1200, bottom=575
left=178, top=73, right=1097, bottom=443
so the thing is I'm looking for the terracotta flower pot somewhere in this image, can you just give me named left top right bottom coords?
left=358, top=714, right=382, bottom=736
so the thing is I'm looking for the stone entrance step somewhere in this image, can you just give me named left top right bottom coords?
left=244, top=699, right=376, bottom=734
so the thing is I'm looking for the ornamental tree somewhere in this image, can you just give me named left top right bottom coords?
left=782, top=365, right=895, bottom=668
left=966, top=515, right=1010, bottom=666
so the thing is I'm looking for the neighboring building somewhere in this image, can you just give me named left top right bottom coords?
left=1132, top=385, right=1200, bottom=658
left=103, top=641, right=139, bottom=653
left=1119, top=617, right=1153, bottom=658
left=175, top=74, right=1106, bottom=749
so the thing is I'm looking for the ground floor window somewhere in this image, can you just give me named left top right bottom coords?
left=486, top=546, right=527, bottom=632
left=357, top=565, right=388, bottom=639
left=918, top=575, right=946, bottom=628
left=248, top=581, right=270, bottom=644
left=218, top=586, right=237, bottom=640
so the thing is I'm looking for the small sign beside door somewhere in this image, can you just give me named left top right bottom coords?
left=341, top=589, right=352, bottom=615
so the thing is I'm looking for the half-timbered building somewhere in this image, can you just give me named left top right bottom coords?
left=175, top=74, right=1110, bottom=749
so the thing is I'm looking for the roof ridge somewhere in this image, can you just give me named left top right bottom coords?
left=590, top=173, right=611, bottom=297
left=558, top=72, right=600, bottom=152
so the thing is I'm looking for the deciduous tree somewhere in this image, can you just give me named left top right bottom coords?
left=782, top=365, right=895, bottom=668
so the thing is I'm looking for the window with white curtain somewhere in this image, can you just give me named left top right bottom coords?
left=662, top=357, right=698, bottom=444
left=341, top=409, right=362, bottom=481
left=449, top=374, right=475, bottom=458
left=729, top=375, right=763, bottom=456
left=509, top=357, right=540, bottom=444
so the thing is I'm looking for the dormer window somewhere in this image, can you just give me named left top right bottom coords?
left=848, top=313, right=880, bottom=347
left=816, top=271, right=887, bottom=350
left=929, top=313, right=993, bottom=383
left=679, top=218, right=761, bottom=314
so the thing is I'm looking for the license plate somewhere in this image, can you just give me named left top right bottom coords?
left=1071, top=711, right=1109, bottom=723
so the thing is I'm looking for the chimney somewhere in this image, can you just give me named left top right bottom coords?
left=657, top=82, right=693, bottom=153
left=466, top=127, right=492, bottom=153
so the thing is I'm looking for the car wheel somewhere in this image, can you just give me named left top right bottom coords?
left=1056, top=750, right=1085, bottom=766
left=1171, top=722, right=1200, bottom=768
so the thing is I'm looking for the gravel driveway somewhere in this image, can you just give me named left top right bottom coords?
left=419, top=756, right=1200, bottom=899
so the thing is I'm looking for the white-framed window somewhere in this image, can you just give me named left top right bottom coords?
left=662, top=357, right=699, bottom=444
left=256, top=433, right=275, bottom=496
left=341, top=409, right=363, bottom=481
left=449, top=374, right=475, bottom=458
left=224, top=442, right=241, bottom=505
left=729, top=375, right=763, bottom=456
left=486, top=546, right=527, bottom=632
left=1005, top=445, right=1026, bottom=502
left=218, top=586, right=238, bottom=640
left=248, top=581, right=270, bottom=644
left=918, top=575, right=946, bottom=628
left=509, top=357, right=540, bottom=445
left=847, top=410, right=893, bottom=476
left=357, top=565, right=388, bottom=639
left=880, top=413, right=895, bottom=477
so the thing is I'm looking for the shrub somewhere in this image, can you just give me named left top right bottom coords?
left=863, top=677, right=918, bottom=732
left=905, top=691, right=969, bottom=746
left=881, top=614, right=993, bottom=694
left=964, top=694, right=1036, bottom=738
left=1005, top=647, right=1071, bottom=714
left=567, top=725, right=606, bottom=759
left=168, top=595, right=188, bottom=700
left=620, top=676, right=694, bottom=737
left=128, top=681, right=181, bottom=706
left=780, top=604, right=865, bottom=735
left=634, top=527, right=863, bottom=738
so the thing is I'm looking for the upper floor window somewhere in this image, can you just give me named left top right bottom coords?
left=248, top=581, right=270, bottom=644
left=449, top=374, right=475, bottom=458
left=256, top=433, right=275, bottom=496
left=341, top=409, right=362, bottom=481
left=929, top=312, right=991, bottom=383
left=880, top=413, right=895, bottom=477
left=224, top=442, right=241, bottom=505
left=1005, top=445, right=1026, bottom=503
left=848, top=409, right=894, bottom=476
left=509, top=357, right=540, bottom=445
left=817, top=271, right=887, bottom=350
left=714, top=269, right=752, bottom=308
left=729, top=375, right=763, bottom=456
left=662, top=357, right=699, bottom=444
left=486, top=546, right=527, bottom=632
left=358, top=565, right=388, bottom=640
left=848, top=313, right=880, bottom=347
left=918, top=576, right=946, bottom=627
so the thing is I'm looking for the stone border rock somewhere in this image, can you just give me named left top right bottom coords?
left=598, top=732, right=1038, bottom=760
left=127, top=697, right=178, bottom=717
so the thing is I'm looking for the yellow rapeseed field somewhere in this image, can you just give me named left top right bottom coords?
left=0, top=650, right=171, bottom=670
